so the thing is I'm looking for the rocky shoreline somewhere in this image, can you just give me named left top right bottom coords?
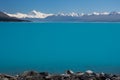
left=0, top=70, right=120, bottom=80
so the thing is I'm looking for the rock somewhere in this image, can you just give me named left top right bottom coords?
left=45, top=74, right=61, bottom=80
left=100, top=72, right=105, bottom=76
left=105, top=78, right=111, bottom=80
left=66, top=70, right=74, bottom=75
left=1, top=78, right=9, bottom=80
left=1, top=70, right=120, bottom=80
left=18, top=71, right=43, bottom=80
left=76, top=72, right=84, bottom=76
left=113, top=76, right=120, bottom=80
left=85, top=70, right=93, bottom=74
left=61, top=74, right=70, bottom=77
left=39, top=72, right=49, bottom=76
left=21, top=71, right=39, bottom=77
left=0, top=74, right=16, bottom=80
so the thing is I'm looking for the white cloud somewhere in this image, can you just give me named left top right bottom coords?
left=7, top=10, right=54, bottom=18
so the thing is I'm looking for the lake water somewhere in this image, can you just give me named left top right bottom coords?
left=0, top=22, right=120, bottom=74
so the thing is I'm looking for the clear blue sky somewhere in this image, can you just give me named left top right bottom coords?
left=0, top=0, right=120, bottom=13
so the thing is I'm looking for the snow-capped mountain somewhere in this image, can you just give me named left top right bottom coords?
left=5, top=10, right=120, bottom=22
left=0, top=11, right=28, bottom=22
left=7, top=10, right=54, bottom=18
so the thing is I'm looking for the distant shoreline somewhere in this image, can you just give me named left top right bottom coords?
left=1, top=21, right=120, bottom=23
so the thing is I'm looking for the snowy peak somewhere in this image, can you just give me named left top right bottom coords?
left=5, top=10, right=120, bottom=22
left=92, top=12, right=110, bottom=15
left=57, top=12, right=100, bottom=16
left=89, top=11, right=120, bottom=16
left=6, top=10, right=120, bottom=19
left=7, top=10, right=54, bottom=18
left=109, top=11, right=120, bottom=15
left=28, top=10, right=53, bottom=18
left=56, top=12, right=82, bottom=17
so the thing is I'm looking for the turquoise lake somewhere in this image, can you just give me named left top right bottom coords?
left=0, top=23, right=120, bottom=74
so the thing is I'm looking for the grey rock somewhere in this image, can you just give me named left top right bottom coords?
left=66, top=70, right=74, bottom=75
left=0, top=74, right=16, bottom=80
left=1, top=70, right=120, bottom=80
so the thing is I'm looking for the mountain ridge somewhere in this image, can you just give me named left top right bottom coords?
left=22, top=11, right=120, bottom=22
left=1, top=10, right=120, bottom=22
left=0, top=11, right=29, bottom=22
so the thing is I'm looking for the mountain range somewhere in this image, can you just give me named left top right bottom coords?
left=1, top=10, right=120, bottom=22
left=0, top=11, right=29, bottom=22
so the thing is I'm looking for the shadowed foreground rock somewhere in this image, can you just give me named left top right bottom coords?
left=0, top=70, right=120, bottom=80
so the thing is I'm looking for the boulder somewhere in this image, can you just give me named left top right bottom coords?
left=20, top=71, right=39, bottom=77
left=85, top=70, right=93, bottom=74
left=66, top=70, right=74, bottom=75
left=1, top=70, right=120, bottom=80
left=0, top=74, right=17, bottom=80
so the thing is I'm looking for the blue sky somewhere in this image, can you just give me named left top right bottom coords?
left=0, top=0, right=120, bottom=13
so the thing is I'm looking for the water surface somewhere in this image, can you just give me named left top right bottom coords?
left=0, top=22, right=120, bottom=74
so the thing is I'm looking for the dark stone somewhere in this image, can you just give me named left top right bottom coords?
left=39, top=72, right=49, bottom=76
left=1, top=70, right=120, bottom=80
left=0, top=74, right=17, bottom=80
left=66, top=70, right=74, bottom=75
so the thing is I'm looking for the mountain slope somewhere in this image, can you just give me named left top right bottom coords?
left=0, top=11, right=29, bottom=22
